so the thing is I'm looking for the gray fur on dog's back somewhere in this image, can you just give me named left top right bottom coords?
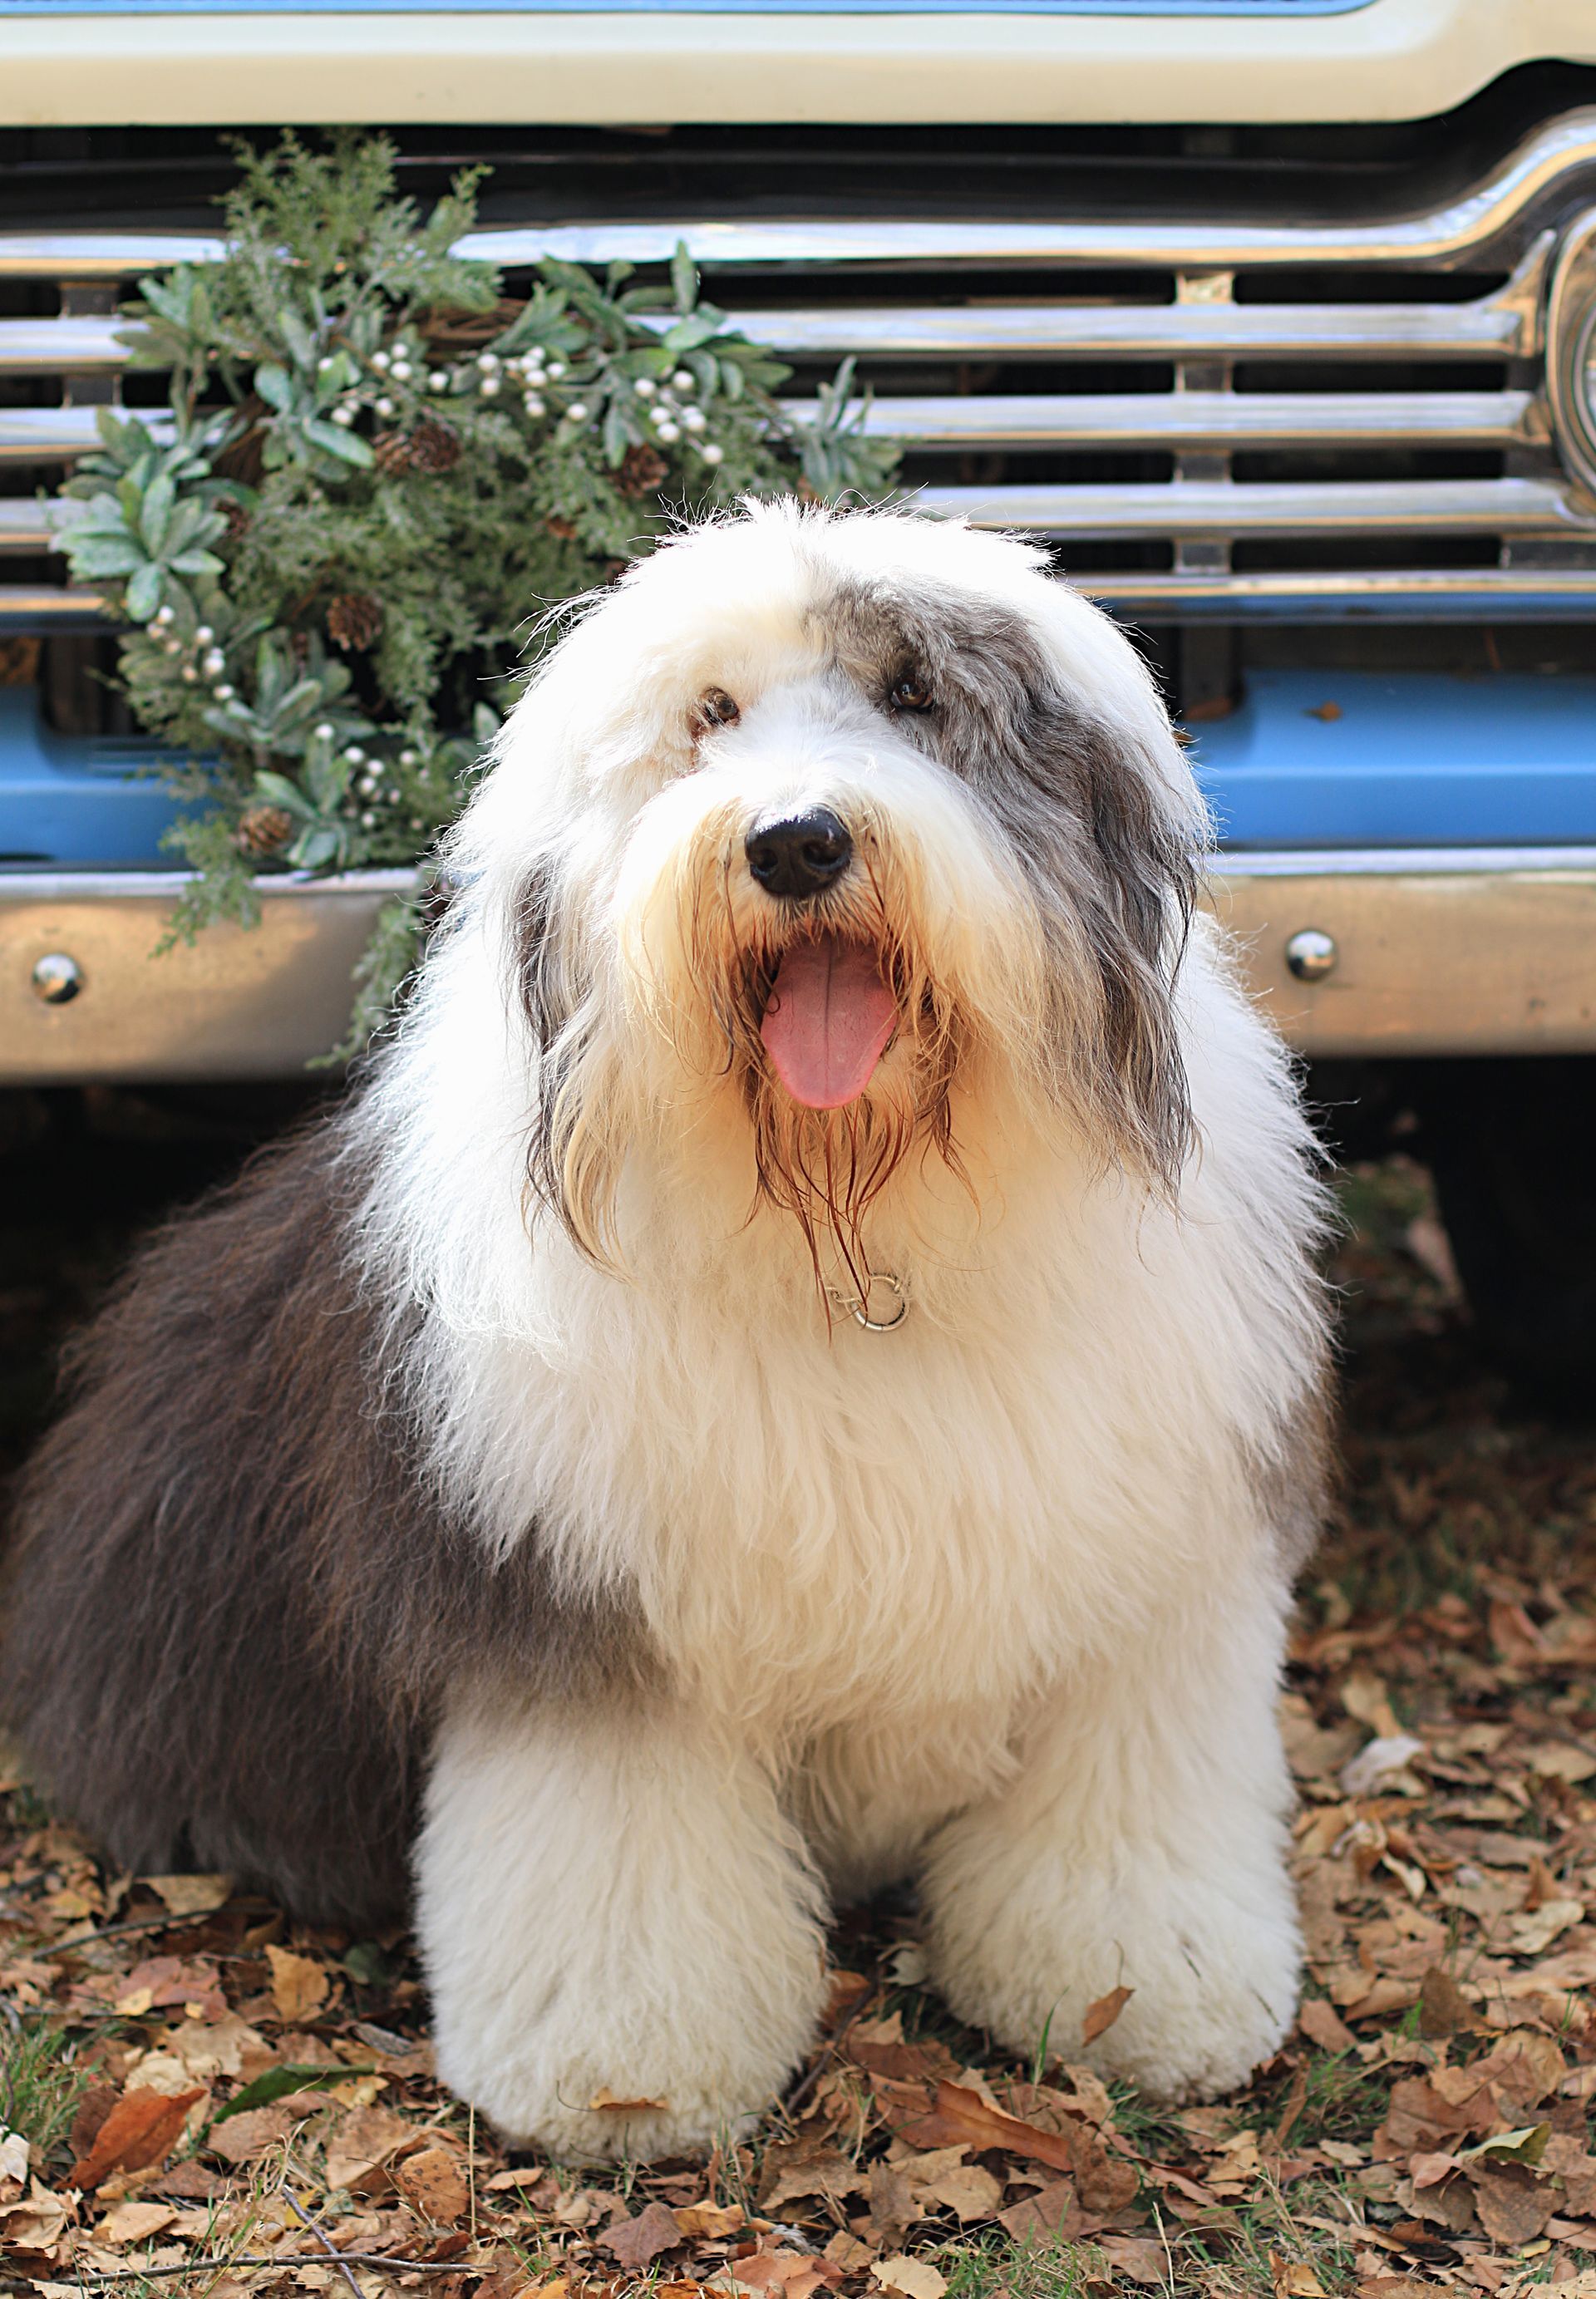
left=0, top=1115, right=650, bottom=1922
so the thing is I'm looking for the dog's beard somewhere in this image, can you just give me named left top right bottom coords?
left=673, top=834, right=971, bottom=1292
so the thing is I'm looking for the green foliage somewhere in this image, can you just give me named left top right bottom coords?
left=49, top=130, right=900, bottom=1052
left=2, top=2016, right=89, bottom=2164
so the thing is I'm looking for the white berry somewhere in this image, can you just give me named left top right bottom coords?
left=478, top=352, right=500, bottom=372
left=314, top=721, right=335, bottom=741
left=565, top=401, right=589, bottom=423
left=546, top=361, right=566, bottom=381
left=372, top=351, right=392, bottom=372
left=330, top=405, right=355, bottom=426
left=153, top=604, right=175, bottom=626
left=700, top=442, right=724, bottom=465
left=681, top=406, right=707, bottom=432
left=655, top=419, right=681, bottom=443
left=399, top=749, right=419, bottom=768
left=343, top=746, right=365, bottom=766
left=180, top=666, right=198, bottom=682
left=212, top=682, right=235, bottom=701
left=672, top=369, right=695, bottom=392
left=375, top=396, right=395, bottom=418
left=479, top=376, right=500, bottom=398
left=523, top=394, right=546, bottom=418
left=633, top=377, right=657, bottom=399
left=428, top=371, right=449, bottom=392
left=195, top=623, right=214, bottom=644
left=391, top=361, right=413, bottom=382
left=203, top=648, right=226, bottom=676
left=361, top=810, right=377, bottom=828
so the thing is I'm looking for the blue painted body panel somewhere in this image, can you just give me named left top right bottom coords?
left=1188, top=670, right=1596, bottom=850
left=0, top=687, right=184, bottom=865
left=7, top=668, right=1596, bottom=861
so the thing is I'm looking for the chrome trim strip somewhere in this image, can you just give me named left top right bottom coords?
left=815, top=387, right=1540, bottom=450
left=0, top=109, right=1590, bottom=280
left=917, top=475, right=1589, bottom=536
left=1215, top=844, right=1596, bottom=876
left=450, top=116, right=1596, bottom=271
left=1081, top=569, right=1596, bottom=620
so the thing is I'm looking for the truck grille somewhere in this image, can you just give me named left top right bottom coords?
left=6, top=107, right=1596, bottom=626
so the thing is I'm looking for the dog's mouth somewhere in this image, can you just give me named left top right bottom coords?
left=758, top=933, right=899, bottom=1110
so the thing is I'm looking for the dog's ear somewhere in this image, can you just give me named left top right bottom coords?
left=1070, top=714, right=1198, bottom=1187
left=987, top=684, right=1196, bottom=1191
left=512, top=859, right=625, bottom=1263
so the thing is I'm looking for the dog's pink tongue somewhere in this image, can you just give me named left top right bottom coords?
left=761, top=937, right=897, bottom=1110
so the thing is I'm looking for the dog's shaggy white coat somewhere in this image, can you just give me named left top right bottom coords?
left=350, top=505, right=1328, bottom=2160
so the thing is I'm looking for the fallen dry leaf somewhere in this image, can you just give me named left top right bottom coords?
left=600, top=2200, right=684, bottom=2269
left=1081, top=1985, right=1133, bottom=2045
left=998, top=2177, right=1081, bottom=2242
left=68, top=2085, right=206, bottom=2191
left=394, top=2144, right=470, bottom=2227
left=265, top=1942, right=330, bottom=2022
left=140, top=1873, right=234, bottom=1916
left=95, top=2199, right=179, bottom=2247
left=676, top=2201, right=746, bottom=2239
left=322, top=2104, right=419, bottom=2193
left=0, top=2178, right=71, bottom=2260
left=895, top=2081, right=1078, bottom=2175
left=1468, top=2160, right=1554, bottom=2246
left=869, top=2258, right=946, bottom=2299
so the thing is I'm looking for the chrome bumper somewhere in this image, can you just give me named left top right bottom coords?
left=2, top=852, right=1594, bottom=1085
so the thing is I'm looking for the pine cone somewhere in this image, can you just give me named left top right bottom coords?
left=235, top=804, right=294, bottom=858
left=326, top=591, right=385, bottom=652
left=617, top=443, right=669, bottom=500
left=406, top=417, right=462, bottom=474
left=372, top=417, right=462, bottom=477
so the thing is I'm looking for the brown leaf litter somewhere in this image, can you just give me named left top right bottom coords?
left=2, top=1155, right=1595, bottom=2299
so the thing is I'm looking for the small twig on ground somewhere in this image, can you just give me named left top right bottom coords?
left=42, top=1912, right=242, bottom=1953
left=0, top=1996, right=21, bottom=2130
left=58, top=2255, right=468, bottom=2284
left=285, top=2188, right=367, bottom=2299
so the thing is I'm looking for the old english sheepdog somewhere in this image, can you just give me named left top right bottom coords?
left=2, top=504, right=1330, bottom=2160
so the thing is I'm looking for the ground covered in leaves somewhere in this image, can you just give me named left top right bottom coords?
left=4, top=1154, right=1596, bottom=2299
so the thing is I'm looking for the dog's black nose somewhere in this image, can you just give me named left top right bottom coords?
left=745, top=810, right=853, bottom=900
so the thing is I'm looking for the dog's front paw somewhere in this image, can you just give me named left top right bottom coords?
left=434, top=1991, right=817, bottom=2162
left=929, top=1866, right=1300, bottom=2104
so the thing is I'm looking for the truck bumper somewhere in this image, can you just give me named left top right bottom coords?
left=2, top=852, right=1594, bottom=1085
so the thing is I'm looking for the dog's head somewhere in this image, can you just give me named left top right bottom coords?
left=452, top=504, right=1208, bottom=1271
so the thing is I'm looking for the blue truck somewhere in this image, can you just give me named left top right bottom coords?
left=2, top=0, right=1595, bottom=1400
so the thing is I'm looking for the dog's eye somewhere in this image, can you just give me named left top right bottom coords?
left=698, top=688, right=741, bottom=729
left=889, top=672, right=934, bottom=713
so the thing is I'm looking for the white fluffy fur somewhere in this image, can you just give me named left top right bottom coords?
left=355, top=504, right=1329, bottom=2160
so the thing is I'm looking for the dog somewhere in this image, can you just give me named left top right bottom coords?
left=2, top=503, right=1330, bottom=2161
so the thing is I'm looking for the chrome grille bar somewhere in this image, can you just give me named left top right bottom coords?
left=730, top=286, right=1535, bottom=364
left=913, top=475, right=1587, bottom=539
left=816, top=389, right=1540, bottom=452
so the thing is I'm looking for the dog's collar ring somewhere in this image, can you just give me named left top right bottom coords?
left=828, top=1268, right=909, bottom=1332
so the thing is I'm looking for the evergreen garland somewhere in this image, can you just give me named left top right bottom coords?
left=49, top=134, right=899, bottom=1055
